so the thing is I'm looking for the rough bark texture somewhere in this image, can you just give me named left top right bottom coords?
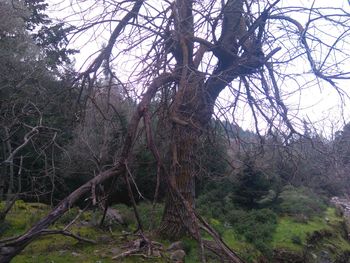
left=0, top=142, right=6, bottom=200
left=159, top=70, right=211, bottom=238
left=159, top=0, right=262, bottom=239
left=160, top=125, right=199, bottom=238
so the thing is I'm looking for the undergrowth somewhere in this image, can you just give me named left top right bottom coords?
left=1, top=201, right=350, bottom=263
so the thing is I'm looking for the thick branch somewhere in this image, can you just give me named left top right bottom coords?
left=0, top=73, right=174, bottom=263
left=39, top=230, right=96, bottom=244
left=218, top=0, right=244, bottom=54
left=174, top=0, right=194, bottom=66
left=81, top=0, right=144, bottom=76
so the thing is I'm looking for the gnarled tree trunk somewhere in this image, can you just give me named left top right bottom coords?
left=159, top=72, right=212, bottom=238
left=160, top=125, right=199, bottom=238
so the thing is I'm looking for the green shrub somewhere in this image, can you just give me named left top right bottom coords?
left=225, top=209, right=248, bottom=224
left=277, top=186, right=326, bottom=218
left=56, top=207, right=81, bottom=225
left=233, top=164, right=272, bottom=209
left=227, top=208, right=278, bottom=258
left=112, top=202, right=163, bottom=231
left=196, top=177, right=239, bottom=223
left=137, top=202, right=164, bottom=230
left=182, top=237, right=196, bottom=254
left=112, top=203, right=135, bottom=226
left=209, top=218, right=226, bottom=236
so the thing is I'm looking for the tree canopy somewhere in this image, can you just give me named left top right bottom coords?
left=1, top=0, right=350, bottom=262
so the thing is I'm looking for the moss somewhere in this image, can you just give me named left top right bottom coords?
left=74, top=225, right=105, bottom=239
left=272, top=207, right=350, bottom=256
left=4, top=202, right=166, bottom=263
left=13, top=252, right=77, bottom=263
left=1, top=202, right=49, bottom=238
left=272, top=216, right=328, bottom=251
left=223, top=229, right=261, bottom=262
left=4, top=202, right=350, bottom=263
left=12, top=226, right=119, bottom=263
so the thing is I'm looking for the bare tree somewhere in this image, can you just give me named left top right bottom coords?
left=1, top=0, right=350, bottom=262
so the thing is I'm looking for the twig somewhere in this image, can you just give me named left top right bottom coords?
left=39, top=229, right=96, bottom=244
left=123, top=163, right=143, bottom=232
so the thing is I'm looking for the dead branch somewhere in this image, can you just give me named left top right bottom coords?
left=39, top=229, right=96, bottom=244
left=0, top=73, right=174, bottom=263
left=1, top=126, right=39, bottom=165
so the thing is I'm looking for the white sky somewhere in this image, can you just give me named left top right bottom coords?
left=48, top=0, right=350, bottom=136
left=226, top=0, right=350, bottom=135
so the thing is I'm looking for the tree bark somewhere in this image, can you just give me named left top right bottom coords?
left=0, top=141, right=6, bottom=200
left=4, top=128, right=13, bottom=197
left=159, top=0, right=263, bottom=238
left=160, top=125, right=199, bottom=238
left=159, top=71, right=212, bottom=238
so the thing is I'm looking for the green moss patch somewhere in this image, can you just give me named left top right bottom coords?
left=2, top=202, right=350, bottom=263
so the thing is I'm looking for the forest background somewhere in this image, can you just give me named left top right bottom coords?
left=2, top=0, right=350, bottom=262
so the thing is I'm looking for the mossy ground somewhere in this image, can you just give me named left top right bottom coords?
left=1, top=202, right=350, bottom=262
left=272, top=208, right=350, bottom=250
left=1, top=201, right=163, bottom=263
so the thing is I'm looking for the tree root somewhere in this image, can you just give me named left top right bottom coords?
left=112, top=237, right=163, bottom=260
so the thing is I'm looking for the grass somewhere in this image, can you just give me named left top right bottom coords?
left=272, top=216, right=328, bottom=251
left=0, top=201, right=49, bottom=237
left=272, top=207, right=350, bottom=253
left=2, top=202, right=350, bottom=263
left=223, top=229, right=261, bottom=262
left=1, top=201, right=167, bottom=263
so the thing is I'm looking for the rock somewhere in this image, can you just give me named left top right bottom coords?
left=307, top=230, right=333, bottom=244
left=170, top=249, right=186, bottom=262
left=318, top=250, right=332, bottom=263
left=105, top=207, right=125, bottom=225
left=336, top=250, right=350, bottom=262
left=79, top=220, right=90, bottom=226
left=110, top=247, right=121, bottom=255
left=325, top=243, right=337, bottom=253
left=273, top=249, right=304, bottom=263
left=167, top=241, right=184, bottom=251
left=152, top=250, right=161, bottom=257
left=71, top=252, right=80, bottom=257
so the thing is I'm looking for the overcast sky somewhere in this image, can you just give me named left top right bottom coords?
left=48, top=0, right=350, bottom=135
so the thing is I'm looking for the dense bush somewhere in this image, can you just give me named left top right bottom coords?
left=227, top=208, right=278, bottom=257
left=196, top=177, right=236, bottom=220
left=277, top=186, right=326, bottom=218
left=234, top=164, right=272, bottom=209
left=113, top=202, right=164, bottom=231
